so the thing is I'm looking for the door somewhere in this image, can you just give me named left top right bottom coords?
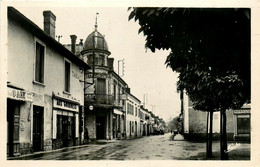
left=33, top=106, right=43, bottom=152
left=96, top=116, right=105, bottom=139
left=113, top=115, right=116, bottom=139
left=135, top=122, right=137, bottom=137
left=7, top=100, right=20, bottom=157
left=62, top=116, right=69, bottom=147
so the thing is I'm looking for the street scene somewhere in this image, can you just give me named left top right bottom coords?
left=2, top=2, right=253, bottom=163
left=7, top=133, right=250, bottom=160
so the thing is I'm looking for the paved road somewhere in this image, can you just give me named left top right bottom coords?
left=9, top=133, right=250, bottom=160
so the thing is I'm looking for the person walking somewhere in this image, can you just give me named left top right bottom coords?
left=84, top=127, right=90, bottom=144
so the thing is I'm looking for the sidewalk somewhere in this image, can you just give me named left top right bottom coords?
left=169, top=134, right=250, bottom=160
left=188, top=142, right=250, bottom=160
left=7, top=139, right=118, bottom=160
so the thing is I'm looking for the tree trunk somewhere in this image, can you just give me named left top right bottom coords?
left=206, top=111, right=209, bottom=157
left=220, top=108, right=228, bottom=160
left=208, top=111, right=213, bottom=158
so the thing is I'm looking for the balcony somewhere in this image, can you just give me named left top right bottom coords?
left=85, top=94, right=114, bottom=105
left=113, top=100, right=124, bottom=109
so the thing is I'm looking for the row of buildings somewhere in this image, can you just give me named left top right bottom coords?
left=6, top=7, right=166, bottom=157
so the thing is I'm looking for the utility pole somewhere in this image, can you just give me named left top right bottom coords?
left=151, top=104, right=155, bottom=112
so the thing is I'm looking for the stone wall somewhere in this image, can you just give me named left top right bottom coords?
left=19, top=142, right=33, bottom=155
left=52, top=139, right=63, bottom=150
left=44, top=138, right=52, bottom=151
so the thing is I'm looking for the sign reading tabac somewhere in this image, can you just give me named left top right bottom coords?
left=53, top=98, right=79, bottom=112
left=7, top=87, right=33, bottom=102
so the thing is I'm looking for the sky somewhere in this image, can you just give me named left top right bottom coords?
left=8, top=3, right=182, bottom=121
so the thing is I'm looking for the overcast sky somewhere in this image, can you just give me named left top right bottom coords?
left=9, top=4, right=183, bottom=121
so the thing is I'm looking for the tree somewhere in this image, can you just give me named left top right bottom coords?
left=167, top=116, right=180, bottom=132
left=129, top=8, right=250, bottom=160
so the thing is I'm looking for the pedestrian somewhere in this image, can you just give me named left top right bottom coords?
left=171, top=130, right=172, bottom=134
left=117, top=129, right=121, bottom=140
left=174, top=129, right=178, bottom=136
left=84, top=127, right=90, bottom=144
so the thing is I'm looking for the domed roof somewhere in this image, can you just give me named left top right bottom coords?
left=83, top=30, right=109, bottom=51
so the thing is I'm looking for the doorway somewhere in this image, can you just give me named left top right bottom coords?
left=33, top=106, right=44, bottom=152
left=96, top=116, right=105, bottom=139
left=7, top=100, right=20, bottom=157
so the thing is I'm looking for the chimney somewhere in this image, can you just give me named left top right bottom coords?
left=43, top=11, right=56, bottom=38
left=108, top=58, right=114, bottom=69
left=126, top=87, right=131, bottom=94
left=79, top=39, right=83, bottom=46
left=70, top=35, right=77, bottom=54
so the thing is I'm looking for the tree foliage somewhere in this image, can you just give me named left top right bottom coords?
left=129, top=8, right=250, bottom=111
left=167, top=116, right=180, bottom=131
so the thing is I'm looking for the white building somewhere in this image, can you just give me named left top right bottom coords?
left=7, top=7, right=90, bottom=157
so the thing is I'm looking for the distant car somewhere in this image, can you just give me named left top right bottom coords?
left=153, top=129, right=160, bottom=135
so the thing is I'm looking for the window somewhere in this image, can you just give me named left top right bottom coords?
left=87, top=54, right=105, bottom=66
left=35, top=42, right=45, bottom=83
left=96, top=78, right=106, bottom=94
left=118, top=86, right=121, bottom=103
left=97, top=55, right=105, bottom=66
left=113, top=81, right=117, bottom=100
left=65, top=60, right=71, bottom=92
left=237, top=116, right=250, bottom=134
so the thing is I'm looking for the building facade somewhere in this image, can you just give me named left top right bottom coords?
left=122, top=88, right=142, bottom=139
left=78, top=23, right=128, bottom=141
left=7, top=7, right=90, bottom=157
left=183, top=93, right=251, bottom=141
left=6, top=7, right=168, bottom=158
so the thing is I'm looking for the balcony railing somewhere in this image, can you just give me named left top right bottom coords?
left=113, top=100, right=124, bottom=108
left=85, top=94, right=114, bottom=105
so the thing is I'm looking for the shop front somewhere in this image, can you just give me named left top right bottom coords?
left=52, top=96, right=80, bottom=149
left=7, top=86, right=33, bottom=157
left=113, top=108, right=124, bottom=139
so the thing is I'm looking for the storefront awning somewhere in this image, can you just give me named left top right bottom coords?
left=114, top=109, right=123, bottom=115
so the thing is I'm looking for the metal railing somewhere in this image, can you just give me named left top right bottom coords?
left=85, top=94, right=114, bottom=105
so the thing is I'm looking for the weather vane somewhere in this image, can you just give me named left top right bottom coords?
left=95, top=12, right=99, bottom=30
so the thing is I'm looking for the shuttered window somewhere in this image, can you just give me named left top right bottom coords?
left=35, top=42, right=45, bottom=83
left=65, top=60, right=71, bottom=92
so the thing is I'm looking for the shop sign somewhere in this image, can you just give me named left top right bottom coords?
left=72, top=70, right=82, bottom=80
left=53, top=98, right=79, bottom=112
left=7, top=87, right=33, bottom=102
left=114, top=109, right=123, bottom=115
left=233, top=109, right=250, bottom=114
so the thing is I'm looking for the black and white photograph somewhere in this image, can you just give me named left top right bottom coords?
left=0, top=0, right=259, bottom=166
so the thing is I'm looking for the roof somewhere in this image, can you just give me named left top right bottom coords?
left=8, top=7, right=90, bottom=70
left=110, top=70, right=128, bottom=87
left=125, top=90, right=141, bottom=103
left=83, top=30, right=109, bottom=52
